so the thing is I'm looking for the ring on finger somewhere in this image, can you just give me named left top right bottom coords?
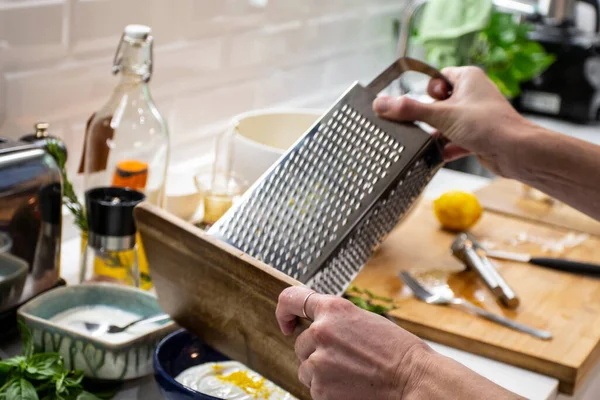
left=302, top=291, right=317, bottom=322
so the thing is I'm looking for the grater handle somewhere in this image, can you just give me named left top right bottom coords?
left=366, top=57, right=453, bottom=96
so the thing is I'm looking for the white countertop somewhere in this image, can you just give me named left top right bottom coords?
left=54, top=169, right=565, bottom=400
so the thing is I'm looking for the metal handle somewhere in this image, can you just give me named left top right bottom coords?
left=451, top=299, right=552, bottom=340
left=461, top=242, right=520, bottom=309
left=366, top=57, right=453, bottom=95
left=463, top=245, right=501, bottom=292
left=479, top=254, right=520, bottom=309
left=125, top=313, right=171, bottom=330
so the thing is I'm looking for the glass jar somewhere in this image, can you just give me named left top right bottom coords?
left=79, top=187, right=145, bottom=287
left=80, top=24, right=169, bottom=206
left=78, top=25, right=169, bottom=289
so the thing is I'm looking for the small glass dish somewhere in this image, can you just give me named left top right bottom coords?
left=194, top=172, right=247, bottom=228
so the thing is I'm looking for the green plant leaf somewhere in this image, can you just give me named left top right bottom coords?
left=77, top=392, right=103, bottom=400
left=4, top=378, right=39, bottom=400
left=25, top=353, right=64, bottom=380
left=54, top=371, right=67, bottom=394
left=64, top=371, right=84, bottom=387
left=0, top=377, right=18, bottom=394
left=0, top=356, right=26, bottom=377
left=488, top=47, right=509, bottom=65
left=347, top=296, right=369, bottom=310
left=19, top=321, right=34, bottom=359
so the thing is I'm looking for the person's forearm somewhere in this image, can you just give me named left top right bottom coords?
left=404, top=351, right=525, bottom=400
left=498, top=122, right=600, bottom=221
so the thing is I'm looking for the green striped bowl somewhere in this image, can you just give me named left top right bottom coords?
left=17, top=283, right=176, bottom=381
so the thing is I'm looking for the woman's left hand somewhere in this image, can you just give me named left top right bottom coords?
left=275, top=286, right=433, bottom=400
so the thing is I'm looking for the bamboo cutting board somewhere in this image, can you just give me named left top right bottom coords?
left=352, top=200, right=600, bottom=395
left=475, top=178, right=600, bottom=236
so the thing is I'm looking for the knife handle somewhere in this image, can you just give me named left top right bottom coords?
left=529, top=257, right=600, bottom=276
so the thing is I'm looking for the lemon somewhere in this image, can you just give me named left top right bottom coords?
left=433, top=191, right=483, bottom=231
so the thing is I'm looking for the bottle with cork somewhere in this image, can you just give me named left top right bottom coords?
left=79, top=25, right=169, bottom=289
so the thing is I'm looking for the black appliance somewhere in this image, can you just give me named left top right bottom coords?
left=515, top=0, right=600, bottom=123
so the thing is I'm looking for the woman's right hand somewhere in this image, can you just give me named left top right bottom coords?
left=373, top=66, right=533, bottom=176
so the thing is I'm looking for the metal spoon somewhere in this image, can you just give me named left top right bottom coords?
left=73, top=313, right=171, bottom=336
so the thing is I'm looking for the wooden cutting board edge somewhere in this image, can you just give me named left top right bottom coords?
left=474, top=179, right=600, bottom=238
left=575, top=337, right=600, bottom=394
left=481, top=206, right=600, bottom=240
left=393, top=316, right=581, bottom=393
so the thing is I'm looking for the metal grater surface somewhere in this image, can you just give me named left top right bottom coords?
left=209, top=58, right=449, bottom=296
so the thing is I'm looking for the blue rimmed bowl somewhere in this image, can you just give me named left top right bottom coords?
left=0, top=252, right=28, bottom=311
left=154, top=329, right=230, bottom=400
left=17, top=283, right=176, bottom=380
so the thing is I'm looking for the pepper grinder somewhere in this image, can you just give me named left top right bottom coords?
left=79, top=187, right=145, bottom=287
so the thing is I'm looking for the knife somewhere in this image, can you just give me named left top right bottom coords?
left=485, top=249, right=600, bottom=276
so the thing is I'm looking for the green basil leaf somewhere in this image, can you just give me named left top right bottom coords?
left=18, top=322, right=34, bottom=359
left=77, top=391, right=103, bottom=400
left=64, top=370, right=84, bottom=387
left=0, top=356, right=26, bottom=375
left=347, top=295, right=369, bottom=310
left=54, top=371, right=67, bottom=394
left=0, top=377, right=18, bottom=394
left=25, top=353, right=64, bottom=380
left=4, top=378, right=39, bottom=400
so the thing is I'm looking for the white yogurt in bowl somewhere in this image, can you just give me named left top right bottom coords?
left=176, top=361, right=297, bottom=400
left=50, top=305, right=161, bottom=344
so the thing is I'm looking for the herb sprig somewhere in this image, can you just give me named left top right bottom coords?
left=344, top=286, right=397, bottom=315
left=46, top=139, right=88, bottom=232
left=0, top=323, right=113, bottom=400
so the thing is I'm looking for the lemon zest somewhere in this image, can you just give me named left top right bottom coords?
left=217, top=370, right=272, bottom=399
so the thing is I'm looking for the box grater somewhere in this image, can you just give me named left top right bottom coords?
left=209, top=58, right=452, bottom=296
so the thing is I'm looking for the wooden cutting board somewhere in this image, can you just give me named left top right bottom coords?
left=135, top=203, right=312, bottom=400
left=351, top=200, right=600, bottom=395
left=475, top=178, right=600, bottom=236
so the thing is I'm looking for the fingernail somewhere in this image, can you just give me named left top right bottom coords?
left=373, top=97, right=390, bottom=114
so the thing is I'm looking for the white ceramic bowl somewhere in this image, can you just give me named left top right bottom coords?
left=18, top=283, right=176, bottom=381
left=165, top=172, right=203, bottom=221
left=228, top=109, right=322, bottom=185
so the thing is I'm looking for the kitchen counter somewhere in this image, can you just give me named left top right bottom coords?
left=2, top=168, right=599, bottom=399
left=3, top=111, right=600, bottom=398
left=52, top=169, right=568, bottom=399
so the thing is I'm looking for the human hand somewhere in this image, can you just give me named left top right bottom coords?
left=276, top=286, right=433, bottom=400
left=373, top=67, right=533, bottom=176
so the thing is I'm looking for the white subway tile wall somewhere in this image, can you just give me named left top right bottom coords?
left=0, top=0, right=405, bottom=178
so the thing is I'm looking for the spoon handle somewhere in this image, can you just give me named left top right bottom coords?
left=451, top=299, right=552, bottom=340
left=123, top=313, right=171, bottom=330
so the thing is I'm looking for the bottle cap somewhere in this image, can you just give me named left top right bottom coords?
left=124, top=25, right=152, bottom=41
left=85, top=187, right=145, bottom=237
